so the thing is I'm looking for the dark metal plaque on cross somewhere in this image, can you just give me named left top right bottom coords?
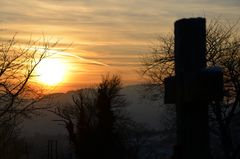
left=164, top=18, right=224, bottom=159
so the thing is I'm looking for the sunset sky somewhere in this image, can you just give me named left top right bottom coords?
left=1, top=0, right=239, bottom=92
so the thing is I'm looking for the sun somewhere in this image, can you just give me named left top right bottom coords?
left=36, top=58, right=66, bottom=86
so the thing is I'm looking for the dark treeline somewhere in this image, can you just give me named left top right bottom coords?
left=54, top=74, right=126, bottom=159
left=53, top=74, right=154, bottom=159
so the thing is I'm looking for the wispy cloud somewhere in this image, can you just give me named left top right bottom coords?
left=39, top=48, right=109, bottom=66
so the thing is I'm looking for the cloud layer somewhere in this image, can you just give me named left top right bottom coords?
left=1, top=0, right=239, bottom=91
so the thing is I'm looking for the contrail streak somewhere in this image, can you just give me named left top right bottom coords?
left=36, top=48, right=109, bottom=66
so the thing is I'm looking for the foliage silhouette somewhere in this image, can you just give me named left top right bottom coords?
left=54, top=74, right=133, bottom=159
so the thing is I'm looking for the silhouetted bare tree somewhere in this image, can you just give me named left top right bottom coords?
left=140, top=19, right=240, bottom=159
left=0, top=34, right=59, bottom=158
left=54, top=88, right=97, bottom=155
left=54, top=74, right=129, bottom=159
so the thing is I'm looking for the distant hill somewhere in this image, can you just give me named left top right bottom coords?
left=21, top=85, right=175, bottom=159
left=22, top=84, right=163, bottom=136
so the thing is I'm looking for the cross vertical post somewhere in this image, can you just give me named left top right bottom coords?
left=174, top=18, right=210, bottom=159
